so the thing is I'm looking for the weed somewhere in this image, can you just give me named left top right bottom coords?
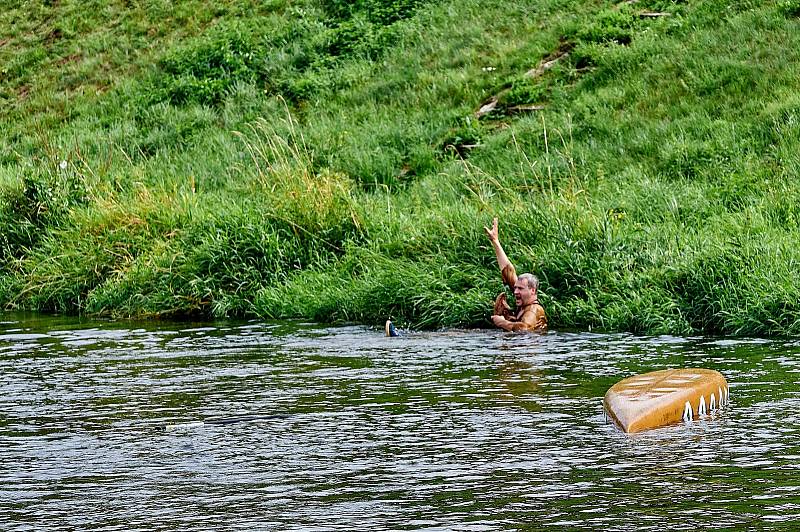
left=780, top=0, right=800, bottom=17
left=570, top=8, right=638, bottom=46
left=147, top=22, right=268, bottom=107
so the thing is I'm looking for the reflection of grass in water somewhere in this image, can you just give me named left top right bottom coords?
left=309, top=354, right=375, bottom=369
left=497, top=358, right=542, bottom=400
left=3, top=1, right=800, bottom=334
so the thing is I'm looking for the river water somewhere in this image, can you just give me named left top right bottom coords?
left=1, top=313, right=799, bottom=530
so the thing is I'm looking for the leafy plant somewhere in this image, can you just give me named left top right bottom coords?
left=779, top=0, right=800, bottom=17
left=572, top=8, right=638, bottom=45
left=148, top=23, right=268, bottom=106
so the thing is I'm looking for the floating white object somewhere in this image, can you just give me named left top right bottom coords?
left=604, top=368, right=728, bottom=433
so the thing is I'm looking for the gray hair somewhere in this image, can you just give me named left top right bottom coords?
left=518, top=273, right=539, bottom=291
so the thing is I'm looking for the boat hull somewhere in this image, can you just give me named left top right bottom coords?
left=604, top=368, right=728, bottom=433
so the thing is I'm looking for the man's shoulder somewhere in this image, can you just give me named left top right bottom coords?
left=520, top=304, right=547, bottom=330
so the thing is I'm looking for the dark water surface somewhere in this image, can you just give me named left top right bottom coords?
left=2, top=314, right=799, bottom=530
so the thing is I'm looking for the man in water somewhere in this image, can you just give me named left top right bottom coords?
left=484, top=217, right=547, bottom=332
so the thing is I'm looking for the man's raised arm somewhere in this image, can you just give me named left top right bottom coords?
left=484, top=217, right=512, bottom=272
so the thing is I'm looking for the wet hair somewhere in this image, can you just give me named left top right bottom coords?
left=518, top=273, right=539, bottom=291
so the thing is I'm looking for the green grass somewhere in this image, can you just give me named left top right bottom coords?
left=2, top=0, right=800, bottom=334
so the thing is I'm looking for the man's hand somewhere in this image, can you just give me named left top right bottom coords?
left=484, top=217, right=499, bottom=243
left=492, top=314, right=514, bottom=331
left=492, top=314, right=532, bottom=332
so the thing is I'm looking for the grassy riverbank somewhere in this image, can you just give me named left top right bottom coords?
left=2, top=0, right=800, bottom=334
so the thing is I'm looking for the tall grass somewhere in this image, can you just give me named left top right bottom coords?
left=2, top=0, right=800, bottom=334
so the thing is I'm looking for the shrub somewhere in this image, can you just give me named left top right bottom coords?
left=322, top=0, right=431, bottom=25
left=572, top=8, right=638, bottom=45
left=148, top=22, right=268, bottom=106
left=500, top=78, right=549, bottom=109
left=0, top=163, right=88, bottom=263
left=780, top=0, right=800, bottom=17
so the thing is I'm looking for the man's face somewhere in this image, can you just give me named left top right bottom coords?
left=513, top=279, right=535, bottom=306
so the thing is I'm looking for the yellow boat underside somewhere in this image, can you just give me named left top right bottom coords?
left=604, top=368, right=729, bottom=433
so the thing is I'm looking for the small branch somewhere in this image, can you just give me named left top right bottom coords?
left=476, top=97, right=501, bottom=118
left=639, top=11, right=671, bottom=18
left=524, top=51, right=569, bottom=79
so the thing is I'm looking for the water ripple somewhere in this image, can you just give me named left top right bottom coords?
left=1, top=317, right=799, bottom=530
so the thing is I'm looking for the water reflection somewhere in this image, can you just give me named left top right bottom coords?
left=1, top=314, right=799, bottom=530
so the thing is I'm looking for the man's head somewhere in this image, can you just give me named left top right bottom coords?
left=513, top=273, right=539, bottom=306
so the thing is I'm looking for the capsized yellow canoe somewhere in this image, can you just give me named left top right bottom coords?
left=604, top=368, right=728, bottom=433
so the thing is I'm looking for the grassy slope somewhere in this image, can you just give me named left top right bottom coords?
left=2, top=0, right=800, bottom=334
